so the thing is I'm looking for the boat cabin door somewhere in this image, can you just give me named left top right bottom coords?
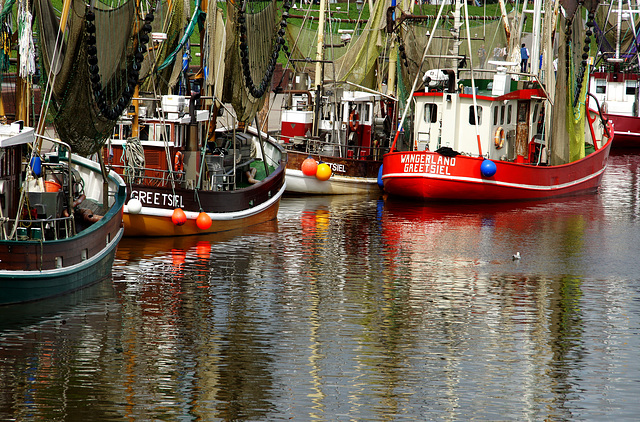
left=515, top=101, right=530, bottom=163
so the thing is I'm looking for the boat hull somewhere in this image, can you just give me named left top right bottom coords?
left=285, top=150, right=383, bottom=195
left=123, top=182, right=285, bottom=236
left=382, top=140, right=612, bottom=201
left=604, top=113, right=640, bottom=148
left=0, top=155, right=126, bottom=305
left=0, top=228, right=124, bottom=305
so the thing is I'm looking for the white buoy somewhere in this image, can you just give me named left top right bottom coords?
left=512, top=252, right=521, bottom=260
left=127, top=198, right=142, bottom=214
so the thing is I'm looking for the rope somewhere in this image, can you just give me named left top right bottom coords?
left=17, top=5, right=35, bottom=78
left=123, top=137, right=145, bottom=183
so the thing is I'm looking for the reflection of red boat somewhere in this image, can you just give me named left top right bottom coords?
left=381, top=194, right=605, bottom=269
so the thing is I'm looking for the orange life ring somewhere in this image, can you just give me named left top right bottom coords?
left=494, top=126, right=505, bottom=149
left=349, top=110, right=360, bottom=132
left=174, top=151, right=184, bottom=173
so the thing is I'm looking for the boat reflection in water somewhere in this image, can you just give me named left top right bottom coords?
left=2, top=156, right=640, bottom=420
left=381, top=194, right=607, bottom=276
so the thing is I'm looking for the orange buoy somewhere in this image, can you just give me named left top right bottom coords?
left=172, top=208, right=187, bottom=226
left=316, top=162, right=332, bottom=181
left=301, top=156, right=318, bottom=176
left=196, top=212, right=212, bottom=230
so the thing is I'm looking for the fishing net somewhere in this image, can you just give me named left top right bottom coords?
left=223, top=0, right=280, bottom=123
left=284, top=0, right=392, bottom=89
left=203, top=3, right=225, bottom=107
left=593, top=4, right=640, bottom=63
left=140, top=0, right=187, bottom=96
left=550, top=8, right=589, bottom=165
left=36, top=0, right=143, bottom=156
left=398, top=10, right=509, bottom=93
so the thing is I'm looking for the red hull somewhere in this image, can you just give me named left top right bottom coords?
left=382, top=139, right=612, bottom=201
left=604, top=113, right=640, bottom=148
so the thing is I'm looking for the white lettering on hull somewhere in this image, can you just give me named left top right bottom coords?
left=131, top=189, right=185, bottom=208
left=400, top=154, right=456, bottom=175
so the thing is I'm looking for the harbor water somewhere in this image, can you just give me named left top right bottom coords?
left=1, top=151, right=640, bottom=420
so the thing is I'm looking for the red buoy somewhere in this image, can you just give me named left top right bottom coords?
left=172, top=208, right=187, bottom=226
left=301, top=156, right=318, bottom=176
left=196, top=212, right=212, bottom=230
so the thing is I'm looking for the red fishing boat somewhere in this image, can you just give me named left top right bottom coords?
left=588, top=1, right=640, bottom=148
left=382, top=0, right=613, bottom=201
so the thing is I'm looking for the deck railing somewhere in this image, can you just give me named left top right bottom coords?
left=274, top=133, right=390, bottom=161
left=0, top=215, right=75, bottom=241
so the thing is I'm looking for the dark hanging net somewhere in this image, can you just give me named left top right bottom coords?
left=35, top=0, right=149, bottom=156
left=223, top=0, right=289, bottom=123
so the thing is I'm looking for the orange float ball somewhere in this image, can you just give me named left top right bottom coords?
left=196, top=212, right=212, bottom=230
left=301, top=157, right=318, bottom=176
left=171, top=208, right=187, bottom=226
left=315, top=162, right=332, bottom=181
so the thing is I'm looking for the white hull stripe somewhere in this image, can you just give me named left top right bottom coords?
left=287, top=169, right=378, bottom=185
left=125, top=182, right=286, bottom=220
left=614, top=129, right=640, bottom=137
left=382, top=165, right=606, bottom=191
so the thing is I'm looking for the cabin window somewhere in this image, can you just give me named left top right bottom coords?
left=122, top=124, right=132, bottom=140
left=596, top=79, right=606, bottom=94
left=365, top=104, right=372, bottom=123
left=493, top=106, right=498, bottom=125
left=500, top=106, right=505, bottom=125
left=175, top=126, right=182, bottom=148
left=468, top=106, right=482, bottom=125
left=507, top=104, right=512, bottom=124
left=626, top=80, right=637, bottom=96
left=154, top=124, right=170, bottom=143
left=139, top=124, right=150, bottom=141
left=424, top=104, right=438, bottom=123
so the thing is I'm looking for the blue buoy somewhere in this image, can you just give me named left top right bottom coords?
left=480, top=159, right=497, bottom=177
left=377, top=165, right=384, bottom=189
left=30, top=156, right=42, bottom=177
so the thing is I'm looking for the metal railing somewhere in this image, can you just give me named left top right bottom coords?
left=0, top=215, right=75, bottom=241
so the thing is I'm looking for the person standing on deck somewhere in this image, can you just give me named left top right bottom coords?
left=520, top=43, right=529, bottom=73
left=478, top=45, right=486, bottom=68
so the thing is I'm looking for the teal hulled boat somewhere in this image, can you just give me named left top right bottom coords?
left=0, top=124, right=125, bottom=305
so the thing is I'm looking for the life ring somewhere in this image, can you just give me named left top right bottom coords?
left=494, top=126, right=505, bottom=149
left=349, top=110, right=360, bottom=132
left=174, top=151, right=184, bottom=173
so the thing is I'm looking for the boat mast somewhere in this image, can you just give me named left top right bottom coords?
left=312, top=0, right=327, bottom=137
left=389, top=0, right=447, bottom=151
left=615, top=0, right=623, bottom=61
left=314, top=0, right=326, bottom=90
left=530, top=0, right=543, bottom=76
left=462, top=0, right=483, bottom=156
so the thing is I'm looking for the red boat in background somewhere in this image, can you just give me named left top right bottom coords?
left=381, top=0, right=613, bottom=201
left=589, top=3, right=640, bottom=148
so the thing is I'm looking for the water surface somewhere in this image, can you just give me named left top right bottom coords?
left=1, top=151, right=639, bottom=421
